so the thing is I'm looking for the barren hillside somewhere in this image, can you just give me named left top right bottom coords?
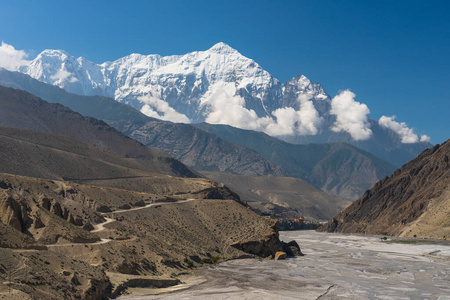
left=319, top=140, right=449, bottom=239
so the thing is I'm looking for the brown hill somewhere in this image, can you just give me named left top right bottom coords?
left=0, top=126, right=211, bottom=194
left=319, top=139, right=450, bottom=239
left=0, top=172, right=299, bottom=299
left=0, top=85, right=197, bottom=178
left=202, top=172, right=350, bottom=222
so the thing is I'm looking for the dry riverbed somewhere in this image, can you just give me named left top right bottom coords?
left=121, top=230, right=450, bottom=299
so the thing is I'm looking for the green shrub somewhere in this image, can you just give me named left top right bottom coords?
left=210, top=256, right=220, bottom=264
left=186, top=260, right=194, bottom=268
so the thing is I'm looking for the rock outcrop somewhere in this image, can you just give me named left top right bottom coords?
left=230, top=221, right=303, bottom=258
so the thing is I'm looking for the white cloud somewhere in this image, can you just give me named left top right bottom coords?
left=205, top=89, right=323, bottom=136
left=205, top=89, right=272, bottom=131
left=266, top=94, right=323, bottom=136
left=420, top=135, right=430, bottom=143
left=50, top=68, right=79, bottom=84
left=139, top=96, right=190, bottom=123
left=0, top=42, right=30, bottom=71
left=379, top=115, right=429, bottom=143
left=330, top=90, right=372, bottom=141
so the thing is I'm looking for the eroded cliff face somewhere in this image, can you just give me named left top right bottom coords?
left=319, top=140, right=450, bottom=239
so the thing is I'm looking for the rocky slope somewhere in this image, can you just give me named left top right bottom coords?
left=0, top=126, right=212, bottom=194
left=201, top=172, right=350, bottom=222
left=3, top=42, right=431, bottom=167
left=319, top=139, right=449, bottom=239
left=118, top=120, right=286, bottom=176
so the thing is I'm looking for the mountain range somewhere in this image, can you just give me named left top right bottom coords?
left=0, top=69, right=396, bottom=201
left=5, top=42, right=431, bottom=167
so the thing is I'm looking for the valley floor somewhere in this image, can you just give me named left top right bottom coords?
left=122, top=231, right=450, bottom=299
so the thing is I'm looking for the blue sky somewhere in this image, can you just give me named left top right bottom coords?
left=0, top=0, right=448, bottom=143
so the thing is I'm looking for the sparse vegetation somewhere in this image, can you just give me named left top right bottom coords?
left=393, top=240, right=417, bottom=244
left=199, top=256, right=221, bottom=264
left=186, top=260, right=195, bottom=268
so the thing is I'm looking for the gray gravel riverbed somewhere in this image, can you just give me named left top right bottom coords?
left=123, top=230, right=450, bottom=299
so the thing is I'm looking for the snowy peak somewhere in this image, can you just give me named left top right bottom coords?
left=207, top=42, right=239, bottom=54
left=284, top=74, right=329, bottom=101
left=18, top=42, right=285, bottom=123
left=287, top=75, right=312, bottom=90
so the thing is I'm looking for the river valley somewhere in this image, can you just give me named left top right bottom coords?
left=122, top=230, right=450, bottom=299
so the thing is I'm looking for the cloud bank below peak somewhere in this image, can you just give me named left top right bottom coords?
left=330, top=90, right=372, bottom=141
left=379, top=115, right=430, bottom=143
left=204, top=90, right=323, bottom=137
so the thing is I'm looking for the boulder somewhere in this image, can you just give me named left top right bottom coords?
left=284, top=240, right=304, bottom=257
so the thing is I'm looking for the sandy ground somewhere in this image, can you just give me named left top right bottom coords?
left=121, top=230, right=450, bottom=299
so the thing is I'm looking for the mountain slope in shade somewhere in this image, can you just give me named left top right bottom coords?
left=118, top=120, right=287, bottom=176
left=0, top=126, right=214, bottom=194
left=0, top=85, right=198, bottom=178
left=201, top=172, right=350, bottom=222
left=319, top=139, right=449, bottom=240
left=0, top=69, right=286, bottom=177
left=195, top=123, right=396, bottom=201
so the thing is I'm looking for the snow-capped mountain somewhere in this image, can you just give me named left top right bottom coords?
left=20, top=42, right=291, bottom=123
left=2, top=42, right=431, bottom=166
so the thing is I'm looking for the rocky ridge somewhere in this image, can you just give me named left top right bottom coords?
left=319, top=139, right=449, bottom=239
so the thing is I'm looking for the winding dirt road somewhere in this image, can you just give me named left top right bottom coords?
left=45, top=199, right=197, bottom=249
left=104, top=198, right=196, bottom=215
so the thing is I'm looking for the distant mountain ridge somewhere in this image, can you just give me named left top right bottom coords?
left=0, top=70, right=396, bottom=200
left=201, top=172, right=351, bottom=222
left=195, top=123, right=396, bottom=200
left=4, top=42, right=431, bottom=166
